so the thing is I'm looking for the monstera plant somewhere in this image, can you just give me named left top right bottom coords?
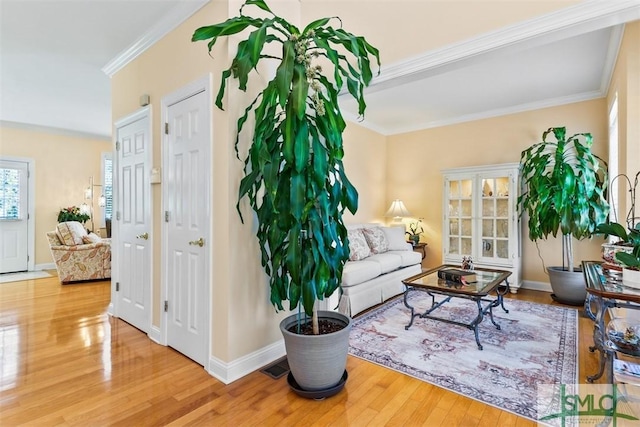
left=518, top=126, right=609, bottom=304
left=193, top=0, right=379, bottom=393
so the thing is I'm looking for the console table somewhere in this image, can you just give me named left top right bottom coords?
left=583, top=261, right=640, bottom=383
left=402, top=265, right=511, bottom=350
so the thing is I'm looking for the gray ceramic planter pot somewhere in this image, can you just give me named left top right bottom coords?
left=280, top=310, right=352, bottom=391
left=548, top=266, right=586, bottom=306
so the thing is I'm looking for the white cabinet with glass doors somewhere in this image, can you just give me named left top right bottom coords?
left=442, top=163, right=522, bottom=291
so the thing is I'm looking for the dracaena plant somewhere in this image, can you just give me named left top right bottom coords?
left=192, top=0, right=380, bottom=328
left=518, top=126, right=609, bottom=272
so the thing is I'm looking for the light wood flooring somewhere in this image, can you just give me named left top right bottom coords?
left=0, top=275, right=602, bottom=426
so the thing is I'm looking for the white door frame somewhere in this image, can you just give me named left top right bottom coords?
left=109, top=106, right=153, bottom=323
left=159, top=75, right=213, bottom=359
left=0, top=156, right=35, bottom=272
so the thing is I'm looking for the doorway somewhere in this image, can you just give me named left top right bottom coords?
left=112, top=107, right=152, bottom=333
left=161, top=76, right=212, bottom=366
left=0, top=158, right=35, bottom=273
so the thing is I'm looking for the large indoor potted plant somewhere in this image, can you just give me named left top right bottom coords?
left=192, top=0, right=379, bottom=396
left=518, top=126, right=609, bottom=305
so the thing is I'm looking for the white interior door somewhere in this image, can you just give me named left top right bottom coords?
left=163, top=79, right=210, bottom=366
left=114, top=108, right=152, bottom=333
left=0, top=159, right=29, bottom=273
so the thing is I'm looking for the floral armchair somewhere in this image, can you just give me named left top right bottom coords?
left=47, top=221, right=111, bottom=283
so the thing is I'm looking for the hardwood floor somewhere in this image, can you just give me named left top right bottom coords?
left=0, top=275, right=602, bottom=426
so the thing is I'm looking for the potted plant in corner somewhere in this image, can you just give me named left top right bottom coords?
left=518, top=126, right=609, bottom=305
left=192, top=0, right=380, bottom=397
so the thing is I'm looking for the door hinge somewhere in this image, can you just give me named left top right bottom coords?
left=164, top=300, right=168, bottom=312
left=164, top=123, right=169, bottom=135
left=116, top=211, right=121, bottom=220
left=165, top=211, right=170, bottom=222
left=116, top=141, right=121, bottom=151
left=116, top=282, right=120, bottom=292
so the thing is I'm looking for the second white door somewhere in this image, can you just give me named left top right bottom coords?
left=163, top=79, right=211, bottom=366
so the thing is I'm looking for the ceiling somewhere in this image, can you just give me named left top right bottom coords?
left=1, top=1, right=639, bottom=139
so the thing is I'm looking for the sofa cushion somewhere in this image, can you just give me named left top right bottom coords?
left=347, top=228, right=371, bottom=261
left=382, top=226, right=409, bottom=251
left=366, top=253, right=403, bottom=274
left=342, top=260, right=382, bottom=287
left=82, top=232, right=102, bottom=244
left=56, top=221, right=87, bottom=246
left=362, top=227, right=389, bottom=254
left=387, top=250, right=422, bottom=267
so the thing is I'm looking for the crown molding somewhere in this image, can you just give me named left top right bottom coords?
left=0, top=120, right=111, bottom=141
left=368, top=0, right=640, bottom=93
left=102, top=0, right=209, bottom=77
left=347, top=90, right=605, bottom=136
left=365, top=90, right=605, bottom=137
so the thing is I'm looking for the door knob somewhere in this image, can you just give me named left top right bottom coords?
left=189, top=237, right=204, bottom=247
left=136, top=232, right=149, bottom=240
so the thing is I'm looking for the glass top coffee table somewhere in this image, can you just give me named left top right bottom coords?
left=402, top=264, right=512, bottom=350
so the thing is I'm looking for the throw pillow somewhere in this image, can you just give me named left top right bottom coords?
left=382, top=226, right=408, bottom=251
left=362, top=227, right=389, bottom=254
left=347, top=229, right=371, bottom=261
left=82, top=233, right=102, bottom=244
left=56, top=221, right=87, bottom=246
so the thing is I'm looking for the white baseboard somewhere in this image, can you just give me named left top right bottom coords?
left=207, top=340, right=286, bottom=385
left=520, top=280, right=552, bottom=293
left=35, top=262, right=56, bottom=271
left=148, top=325, right=163, bottom=345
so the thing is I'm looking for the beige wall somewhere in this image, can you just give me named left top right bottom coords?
left=608, top=21, right=640, bottom=219
left=384, top=99, right=609, bottom=282
left=0, top=125, right=111, bottom=266
left=342, top=122, right=388, bottom=224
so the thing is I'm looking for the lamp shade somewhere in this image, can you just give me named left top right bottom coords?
left=385, top=199, right=411, bottom=218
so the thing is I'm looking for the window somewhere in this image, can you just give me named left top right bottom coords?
left=102, top=153, right=113, bottom=224
left=0, top=167, right=20, bottom=220
left=609, top=93, right=619, bottom=226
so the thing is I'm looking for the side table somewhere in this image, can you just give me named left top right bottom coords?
left=583, top=260, right=640, bottom=383
left=411, top=242, right=427, bottom=260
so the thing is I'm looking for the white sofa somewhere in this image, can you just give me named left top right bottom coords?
left=337, top=223, right=422, bottom=317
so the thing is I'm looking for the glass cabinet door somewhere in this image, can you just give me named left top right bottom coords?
left=480, top=176, right=510, bottom=261
left=442, top=163, right=521, bottom=290
left=446, top=178, right=473, bottom=257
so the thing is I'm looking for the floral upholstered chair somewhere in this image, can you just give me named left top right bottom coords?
left=47, top=221, right=111, bottom=283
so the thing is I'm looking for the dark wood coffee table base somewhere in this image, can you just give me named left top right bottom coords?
left=403, top=288, right=509, bottom=350
left=402, top=265, right=511, bottom=350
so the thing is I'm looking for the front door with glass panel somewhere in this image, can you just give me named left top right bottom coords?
left=0, top=159, right=29, bottom=273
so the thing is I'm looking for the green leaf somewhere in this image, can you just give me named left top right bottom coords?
left=293, top=121, right=309, bottom=173
left=290, top=172, right=305, bottom=220
left=214, top=69, right=232, bottom=110
left=302, top=17, right=335, bottom=34
left=243, top=0, right=273, bottom=15
left=291, top=63, right=309, bottom=119
left=275, top=40, right=295, bottom=108
left=192, top=17, right=258, bottom=46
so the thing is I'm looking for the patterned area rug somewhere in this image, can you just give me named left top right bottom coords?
left=349, top=293, right=578, bottom=421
